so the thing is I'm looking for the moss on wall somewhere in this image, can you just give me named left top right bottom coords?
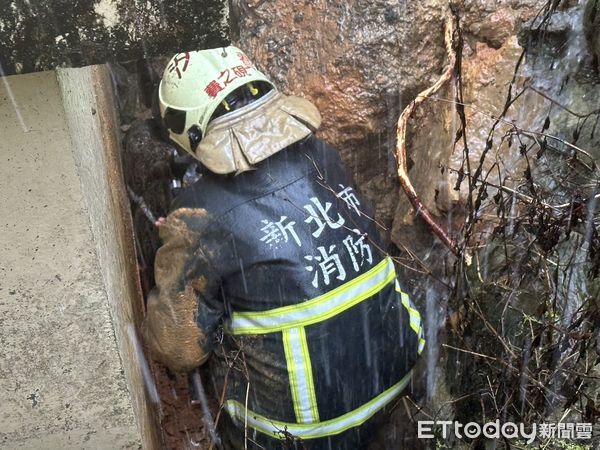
left=0, top=0, right=229, bottom=75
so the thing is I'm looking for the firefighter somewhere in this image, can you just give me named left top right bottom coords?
left=142, top=46, right=425, bottom=449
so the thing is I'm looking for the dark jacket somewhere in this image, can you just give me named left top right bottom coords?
left=143, top=133, right=424, bottom=448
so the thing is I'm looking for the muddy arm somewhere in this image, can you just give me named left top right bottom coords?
left=142, top=208, right=222, bottom=373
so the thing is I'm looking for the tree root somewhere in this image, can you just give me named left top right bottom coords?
left=395, top=14, right=465, bottom=260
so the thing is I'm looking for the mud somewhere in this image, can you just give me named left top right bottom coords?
left=151, top=363, right=212, bottom=450
left=232, top=1, right=599, bottom=448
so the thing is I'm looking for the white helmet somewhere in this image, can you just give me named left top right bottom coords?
left=158, top=46, right=275, bottom=156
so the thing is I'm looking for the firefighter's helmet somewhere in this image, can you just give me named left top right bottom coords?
left=158, top=46, right=275, bottom=156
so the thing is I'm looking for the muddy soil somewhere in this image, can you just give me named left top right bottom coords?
left=151, top=363, right=211, bottom=449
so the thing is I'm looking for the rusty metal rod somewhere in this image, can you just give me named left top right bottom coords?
left=191, top=370, right=222, bottom=449
left=127, top=185, right=157, bottom=225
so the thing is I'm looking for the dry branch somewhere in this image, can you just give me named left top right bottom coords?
left=395, top=15, right=462, bottom=258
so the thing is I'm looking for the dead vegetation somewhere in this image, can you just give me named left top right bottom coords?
left=396, top=1, right=600, bottom=447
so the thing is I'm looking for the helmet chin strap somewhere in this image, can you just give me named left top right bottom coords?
left=210, top=81, right=273, bottom=122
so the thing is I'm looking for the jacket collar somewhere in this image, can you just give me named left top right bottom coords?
left=195, top=91, right=322, bottom=175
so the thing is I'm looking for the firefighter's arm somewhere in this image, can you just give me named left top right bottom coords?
left=142, top=208, right=222, bottom=373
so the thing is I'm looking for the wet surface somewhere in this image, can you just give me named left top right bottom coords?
left=0, top=0, right=229, bottom=76
left=116, top=61, right=211, bottom=449
left=229, top=1, right=599, bottom=448
left=152, top=364, right=212, bottom=450
left=231, top=0, right=450, bottom=229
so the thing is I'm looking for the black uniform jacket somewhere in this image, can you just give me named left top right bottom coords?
left=143, top=134, right=424, bottom=444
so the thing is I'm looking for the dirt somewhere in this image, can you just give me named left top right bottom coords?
left=151, top=363, right=211, bottom=450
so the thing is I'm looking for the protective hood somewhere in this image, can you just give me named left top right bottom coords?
left=196, top=90, right=322, bottom=174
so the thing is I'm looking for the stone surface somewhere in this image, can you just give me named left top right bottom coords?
left=233, top=3, right=599, bottom=444
left=451, top=0, right=600, bottom=211
left=232, top=0, right=544, bottom=235
left=584, top=0, right=600, bottom=61
left=0, top=70, right=141, bottom=449
left=0, top=0, right=229, bottom=76
left=231, top=0, right=449, bottom=230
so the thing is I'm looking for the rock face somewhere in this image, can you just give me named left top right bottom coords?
left=231, top=0, right=545, bottom=236
left=231, top=0, right=600, bottom=257
left=233, top=2, right=600, bottom=441
left=0, top=0, right=229, bottom=75
left=122, top=119, right=174, bottom=288
left=584, top=0, right=600, bottom=61
left=231, top=0, right=449, bottom=229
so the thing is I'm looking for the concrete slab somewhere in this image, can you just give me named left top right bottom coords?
left=57, top=65, right=163, bottom=450
left=0, top=71, right=141, bottom=449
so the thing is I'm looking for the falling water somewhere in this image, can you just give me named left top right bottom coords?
left=506, top=190, right=518, bottom=236
left=127, top=323, right=161, bottom=404
left=337, top=2, right=349, bottom=43
left=425, top=281, right=444, bottom=400
left=583, top=187, right=599, bottom=250
left=0, top=62, right=28, bottom=132
left=156, top=0, right=167, bottom=28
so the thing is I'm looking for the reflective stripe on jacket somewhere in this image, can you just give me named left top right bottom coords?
left=145, top=134, right=424, bottom=444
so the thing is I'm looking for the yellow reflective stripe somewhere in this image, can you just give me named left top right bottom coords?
left=395, top=281, right=425, bottom=354
left=300, top=329, right=320, bottom=421
left=283, top=329, right=303, bottom=421
left=283, top=327, right=319, bottom=423
left=230, top=258, right=395, bottom=335
left=395, top=281, right=423, bottom=336
left=418, top=337, right=426, bottom=355
left=225, top=370, right=413, bottom=439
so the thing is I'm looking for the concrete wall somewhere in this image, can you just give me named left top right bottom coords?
left=57, top=64, right=163, bottom=449
left=0, top=71, right=143, bottom=448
